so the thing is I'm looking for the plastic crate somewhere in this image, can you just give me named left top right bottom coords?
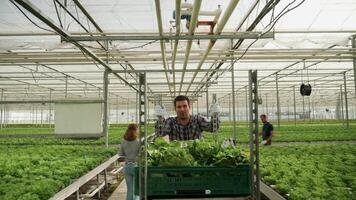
left=134, top=165, right=251, bottom=198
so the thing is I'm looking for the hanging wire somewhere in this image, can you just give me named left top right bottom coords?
left=118, top=40, right=159, bottom=51
left=53, top=0, right=63, bottom=28
left=211, top=0, right=306, bottom=86
left=10, top=0, right=56, bottom=33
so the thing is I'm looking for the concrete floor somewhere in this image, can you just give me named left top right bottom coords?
left=107, top=179, right=127, bottom=200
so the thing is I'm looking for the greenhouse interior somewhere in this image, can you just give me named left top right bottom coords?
left=0, top=0, right=355, bottom=200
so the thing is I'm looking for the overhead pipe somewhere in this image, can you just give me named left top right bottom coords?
left=193, top=0, right=259, bottom=93
left=154, top=0, right=173, bottom=96
left=185, top=0, right=240, bottom=94
left=171, top=0, right=181, bottom=96
left=178, top=0, right=202, bottom=94
left=73, top=0, right=141, bottom=85
left=12, top=0, right=139, bottom=93
left=193, top=0, right=279, bottom=96
left=180, top=9, right=222, bottom=17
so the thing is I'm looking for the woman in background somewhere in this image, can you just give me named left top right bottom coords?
left=119, top=124, right=140, bottom=200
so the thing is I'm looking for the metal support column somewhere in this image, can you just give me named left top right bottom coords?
left=231, top=43, right=237, bottom=139
left=302, top=96, right=305, bottom=122
left=136, top=92, right=139, bottom=124
left=65, top=75, right=68, bottom=99
left=245, top=87, right=248, bottom=125
left=35, top=104, right=38, bottom=125
left=236, top=93, right=239, bottom=121
left=308, top=97, right=311, bottom=122
left=148, top=101, right=150, bottom=121
left=352, top=36, right=356, bottom=96
left=40, top=97, right=43, bottom=126
left=229, top=94, right=232, bottom=122
left=275, top=73, right=280, bottom=128
left=0, top=89, right=3, bottom=129
left=138, top=73, right=148, bottom=200
left=212, top=94, right=219, bottom=141
left=126, top=98, right=129, bottom=122
left=265, top=94, right=268, bottom=117
left=312, top=101, right=315, bottom=121
left=116, top=97, right=119, bottom=124
left=32, top=103, right=34, bottom=124
left=103, top=70, right=109, bottom=148
left=197, top=97, right=199, bottom=115
left=206, top=86, right=209, bottom=117
left=340, top=85, right=344, bottom=125
left=344, top=72, right=349, bottom=128
left=287, top=103, right=290, bottom=122
left=293, top=86, right=297, bottom=126
left=249, top=70, right=260, bottom=200
left=104, top=169, right=108, bottom=189
left=48, top=89, right=52, bottom=128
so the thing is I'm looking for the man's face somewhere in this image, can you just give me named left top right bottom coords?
left=175, top=100, right=191, bottom=120
left=260, top=116, right=267, bottom=123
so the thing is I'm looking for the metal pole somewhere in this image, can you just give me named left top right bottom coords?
left=312, top=101, right=315, bottom=121
left=136, top=92, right=139, bottom=124
left=40, top=97, right=43, bottom=127
left=32, top=104, right=34, bottom=125
left=245, top=87, right=248, bottom=125
left=265, top=94, right=268, bottom=117
left=48, top=89, right=52, bottom=128
left=236, top=93, right=239, bottom=121
left=287, top=102, right=290, bottom=122
left=248, top=70, right=260, bottom=200
left=103, top=70, right=109, bottom=148
left=275, top=73, right=281, bottom=128
left=302, top=96, right=305, bottom=122
left=116, top=97, right=119, bottom=124
left=65, top=75, right=68, bottom=99
left=4, top=98, right=8, bottom=126
left=344, top=72, right=349, bottom=128
left=308, top=96, right=311, bottom=122
left=126, top=98, right=129, bottom=122
left=104, top=169, right=108, bottom=189
left=231, top=42, right=237, bottom=140
left=340, top=85, right=344, bottom=125
left=352, top=36, right=356, bottom=97
left=229, top=94, right=232, bottom=122
left=293, top=86, right=297, bottom=126
left=35, top=104, right=38, bottom=125
left=197, top=97, right=199, bottom=115
left=0, top=89, right=3, bottom=129
left=206, top=87, right=209, bottom=117
left=147, top=101, right=150, bottom=122
left=138, top=73, right=148, bottom=200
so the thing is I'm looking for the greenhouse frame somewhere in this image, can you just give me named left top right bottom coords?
left=0, top=0, right=355, bottom=200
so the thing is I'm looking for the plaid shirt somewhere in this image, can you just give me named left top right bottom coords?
left=155, top=115, right=219, bottom=141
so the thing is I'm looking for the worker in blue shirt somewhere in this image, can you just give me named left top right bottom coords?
left=260, top=114, right=273, bottom=145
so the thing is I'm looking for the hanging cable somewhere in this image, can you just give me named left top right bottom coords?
left=10, top=0, right=56, bottom=33
left=53, top=0, right=63, bottom=28
left=211, top=0, right=306, bottom=84
left=118, top=40, right=159, bottom=51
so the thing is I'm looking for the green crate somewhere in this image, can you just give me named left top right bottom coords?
left=134, top=165, right=251, bottom=198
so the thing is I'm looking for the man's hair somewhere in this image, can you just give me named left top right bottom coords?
left=174, top=95, right=190, bottom=107
left=260, top=114, right=267, bottom=118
